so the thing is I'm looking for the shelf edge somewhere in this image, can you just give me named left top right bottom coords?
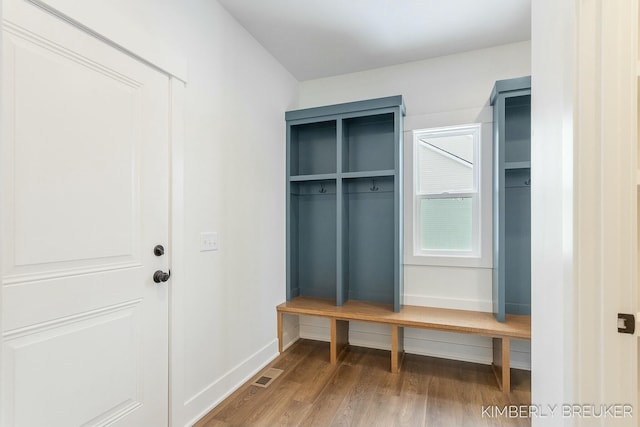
left=290, top=174, right=337, bottom=182
left=504, top=161, right=531, bottom=170
left=341, top=170, right=396, bottom=179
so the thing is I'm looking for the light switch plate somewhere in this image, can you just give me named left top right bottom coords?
left=200, top=232, right=218, bottom=251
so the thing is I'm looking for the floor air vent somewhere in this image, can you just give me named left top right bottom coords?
left=251, top=368, right=283, bottom=388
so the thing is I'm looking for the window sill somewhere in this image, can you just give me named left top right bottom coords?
left=404, top=252, right=492, bottom=269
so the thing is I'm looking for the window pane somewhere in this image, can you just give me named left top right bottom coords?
left=417, top=134, right=473, bottom=194
left=420, top=197, right=472, bottom=251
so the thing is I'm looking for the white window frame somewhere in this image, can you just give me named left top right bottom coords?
left=408, top=123, right=490, bottom=268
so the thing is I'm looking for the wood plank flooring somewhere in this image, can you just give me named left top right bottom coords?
left=195, top=339, right=531, bottom=427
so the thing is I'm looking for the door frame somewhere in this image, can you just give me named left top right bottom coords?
left=531, top=0, right=638, bottom=422
left=0, top=1, right=187, bottom=425
left=571, top=0, right=637, bottom=414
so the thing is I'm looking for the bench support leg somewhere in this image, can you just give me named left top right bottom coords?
left=330, top=319, right=349, bottom=364
left=391, top=325, right=404, bottom=373
left=492, top=337, right=511, bottom=393
left=277, top=311, right=284, bottom=353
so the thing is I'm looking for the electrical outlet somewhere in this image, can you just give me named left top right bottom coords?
left=200, top=232, right=218, bottom=251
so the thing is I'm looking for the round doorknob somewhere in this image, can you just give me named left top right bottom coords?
left=154, top=245, right=165, bottom=256
left=153, top=270, right=170, bottom=283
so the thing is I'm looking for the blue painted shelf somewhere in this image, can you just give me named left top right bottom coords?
left=289, top=173, right=338, bottom=182
left=341, top=170, right=395, bottom=179
left=504, top=161, right=531, bottom=170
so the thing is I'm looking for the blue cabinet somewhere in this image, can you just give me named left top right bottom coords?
left=286, top=96, right=405, bottom=311
left=491, top=77, right=531, bottom=322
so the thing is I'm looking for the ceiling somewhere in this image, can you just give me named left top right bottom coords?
left=216, top=0, right=531, bottom=81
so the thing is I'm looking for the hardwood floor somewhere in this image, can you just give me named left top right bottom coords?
left=195, top=339, right=531, bottom=427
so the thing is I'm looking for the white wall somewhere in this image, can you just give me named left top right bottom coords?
left=72, top=1, right=299, bottom=425
left=294, top=41, right=532, bottom=369
left=167, top=2, right=298, bottom=425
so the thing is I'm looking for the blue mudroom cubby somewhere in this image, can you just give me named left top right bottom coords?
left=286, top=96, right=405, bottom=312
left=490, top=76, right=532, bottom=322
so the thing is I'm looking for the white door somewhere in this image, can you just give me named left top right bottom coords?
left=0, top=1, right=170, bottom=426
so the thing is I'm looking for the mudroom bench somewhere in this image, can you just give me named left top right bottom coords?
left=276, top=296, right=531, bottom=392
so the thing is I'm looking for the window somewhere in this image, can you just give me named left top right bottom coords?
left=412, top=124, right=481, bottom=259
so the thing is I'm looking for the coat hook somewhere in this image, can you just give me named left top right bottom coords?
left=319, top=183, right=327, bottom=193
left=370, top=179, right=379, bottom=192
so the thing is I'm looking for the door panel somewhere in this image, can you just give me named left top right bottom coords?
left=1, top=1, right=169, bottom=426
left=4, top=301, right=142, bottom=427
left=12, top=37, right=139, bottom=266
left=4, top=27, right=142, bottom=280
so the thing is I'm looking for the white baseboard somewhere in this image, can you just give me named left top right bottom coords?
left=403, top=294, right=493, bottom=313
left=281, top=312, right=300, bottom=351
left=281, top=335, right=300, bottom=352
left=183, top=339, right=279, bottom=427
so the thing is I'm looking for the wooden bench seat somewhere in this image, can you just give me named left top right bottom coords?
left=276, top=296, right=531, bottom=392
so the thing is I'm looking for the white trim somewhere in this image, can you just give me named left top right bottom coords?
left=281, top=313, right=300, bottom=352
left=403, top=293, right=492, bottom=312
left=183, top=340, right=279, bottom=427
left=168, top=77, right=186, bottom=427
left=21, top=0, right=187, bottom=81
left=530, top=0, right=576, bottom=414
left=281, top=335, right=299, bottom=352
left=0, top=0, right=5, bottom=418
left=404, top=337, right=531, bottom=371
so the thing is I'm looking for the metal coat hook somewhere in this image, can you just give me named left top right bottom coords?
left=370, top=179, right=379, bottom=192
left=319, top=183, right=327, bottom=193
